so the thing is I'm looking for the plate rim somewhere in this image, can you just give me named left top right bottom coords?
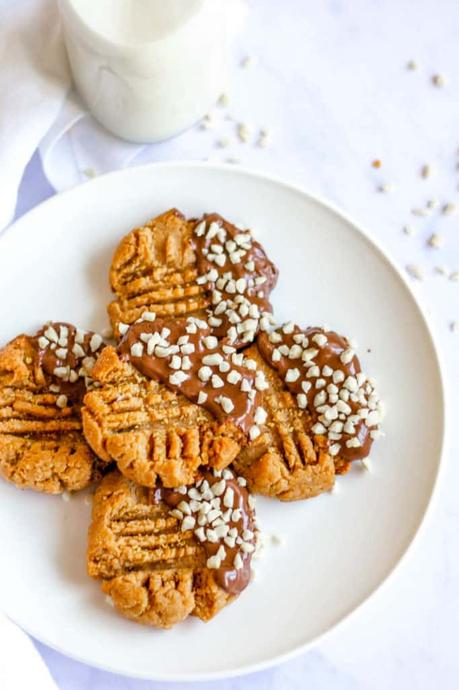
left=0, top=161, right=449, bottom=681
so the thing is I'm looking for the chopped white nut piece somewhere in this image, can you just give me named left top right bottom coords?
left=169, top=371, right=188, bottom=386
left=211, top=374, right=224, bottom=388
left=181, top=516, right=196, bottom=531
left=90, top=333, right=103, bottom=352
left=207, top=555, right=221, bottom=569
left=249, top=425, right=261, bottom=440
left=223, top=488, right=234, bottom=508
left=254, top=407, right=267, bottom=425
left=233, top=553, right=243, bottom=569
left=203, top=336, right=218, bottom=349
left=198, top=366, right=212, bottom=382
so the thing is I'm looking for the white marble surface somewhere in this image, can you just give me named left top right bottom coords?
left=12, top=0, right=459, bottom=687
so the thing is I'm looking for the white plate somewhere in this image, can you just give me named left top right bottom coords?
left=0, top=163, right=445, bottom=681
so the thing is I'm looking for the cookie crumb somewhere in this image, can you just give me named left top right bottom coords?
left=372, top=159, right=381, bottom=168
left=403, top=224, right=415, bottom=236
left=378, top=183, right=394, bottom=193
left=104, top=595, right=114, bottom=608
left=61, top=491, right=70, bottom=502
left=450, top=321, right=459, bottom=333
left=449, top=271, right=459, bottom=282
left=406, top=59, right=417, bottom=70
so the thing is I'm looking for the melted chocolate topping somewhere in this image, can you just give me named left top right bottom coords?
left=118, top=316, right=265, bottom=434
left=161, top=470, right=256, bottom=595
left=258, top=325, right=382, bottom=462
left=34, top=322, right=105, bottom=403
left=193, top=213, right=278, bottom=347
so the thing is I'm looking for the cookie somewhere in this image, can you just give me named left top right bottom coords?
left=0, top=323, right=106, bottom=493
left=234, top=324, right=383, bottom=499
left=87, top=468, right=258, bottom=628
left=232, top=342, right=336, bottom=501
left=108, top=209, right=208, bottom=339
left=107, top=209, right=278, bottom=346
left=81, top=313, right=267, bottom=488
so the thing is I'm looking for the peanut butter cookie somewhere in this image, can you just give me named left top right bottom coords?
left=107, top=209, right=278, bottom=346
left=0, top=323, right=106, bottom=493
left=234, top=324, right=383, bottom=499
left=81, top=314, right=266, bottom=488
left=87, top=468, right=258, bottom=628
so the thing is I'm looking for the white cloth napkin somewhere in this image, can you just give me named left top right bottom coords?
left=0, top=614, right=57, bottom=690
left=0, top=0, right=70, bottom=229
left=0, top=0, right=248, bottom=230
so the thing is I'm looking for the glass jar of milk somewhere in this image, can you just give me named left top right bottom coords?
left=59, top=0, right=229, bottom=143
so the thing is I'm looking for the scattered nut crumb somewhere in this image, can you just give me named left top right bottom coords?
left=442, top=202, right=456, bottom=216
left=450, top=321, right=459, bottom=333
left=434, top=265, right=448, bottom=276
left=411, top=207, right=430, bottom=217
left=406, top=60, right=417, bottom=70
left=360, top=458, right=371, bottom=472
left=426, top=199, right=439, bottom=210
left=241, top=55, right=256, bottom=69
left=101, top=327, right=113, bottom=339
left=378, top=183, right=394, bottom=193
left=226, top=157, right=241, bottom=165
left=105, top=595, right=114, bottom=608
left=217, top=136, right=231, bottom=149
left=257, top=128, right=271, bottom=148
left=218, top=93, right=230, bottom=107
left=83, top=168, right=97, bottom=178
left=62, top=491, right=70, bottom=502
left=372, top=159, right=382, bottom=168
left=421, top=164, right=432, bottom=179
left=270, top=534, right=284, bottom=546
left=406, top=264, right=424, bottom=280
left=330, top=482, right=339, bottom=495
left=449, top=271, right=459, bottom=282
left=237, top=122, right=251, bottom=143
left=200, top=112, right=216, bottom=130
left=403, top=224, right=415, bottom=236
left=427, top=233, right=445, bottom=249
left=432, top=74, right=446, bottom=87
